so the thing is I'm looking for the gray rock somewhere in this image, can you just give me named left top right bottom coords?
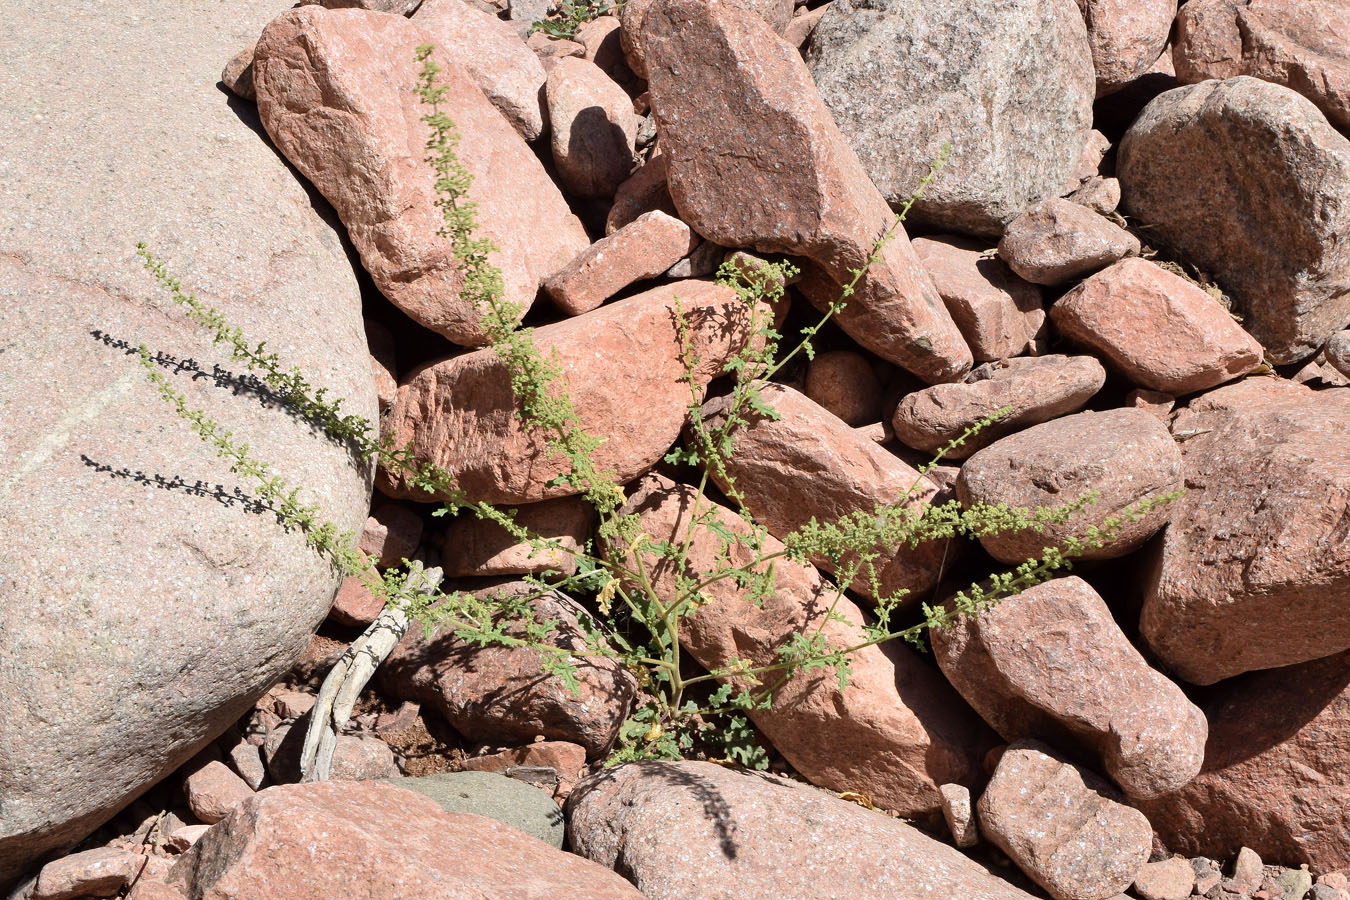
left=387, top=771, right=565, bottom=847
left=1326, top=330, right=1350, bottom=378
left=1119, top=76, right=1350, bottom=364
left=806, top=0, right=1095, bottom=237
left=227, top=741, right=268, bottom=792
left=0, top=0, right=374, bottom=888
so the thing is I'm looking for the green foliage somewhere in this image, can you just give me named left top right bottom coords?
left=130, top=48, right=1180, bottom=781
left=528, top=0, right=616, bottom=41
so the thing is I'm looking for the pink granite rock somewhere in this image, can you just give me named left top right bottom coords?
left=165, top=825, right=212, bottom=853
left=253, top=6, right=588, bottom=345
left=1133, top=857, right=1197, bottom=900
left=440, top=496, right=593, bottom=577
left=221, top=43, right=256, bottom=101
left=619, top=0, right=794, bottom=80
left=998, top=198, right=1140, bottom=286
left=1126, top=388, right=1175, bottom=419
left=1052, top=258, right=1263, bottom=394
left=184, top=760, right=256, bottom=825
left=544, top=210, right=698, bottom=314
left=615, top=474, right=993, bottom=819
left=460, top=740, right=587, bottom=801
left=803, top=350, right=883, bottom=426
left=1076, top=0, right=1177, bottom=96
left=330, top=572, right=386, bottom=626
left=957, top=407, right=1181, bottom=564
left=1326, top=329, right=1350, bottom=378
left=262, top=724, right=400, bottom=783
left=31, top=848, right=142, bottom=900
left=605, top=150, right=678, bottom=234
left=546, top=56, right=639, bottom=199
left=891, top=355, right=1106, bottom=459
left=1067, top=175, right=1122, bottom=215
left=940, top=783, right=979, bottom=849
left=1139, top=377, right=1350, bottom=684
left=932, top=576, right=1207, bottom=799
left=358, top=502, right=424, bottom=569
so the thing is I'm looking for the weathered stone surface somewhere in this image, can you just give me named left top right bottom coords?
left=0, top=0, right=375, bottom=886
left=913, top=236, right=1046, bottom=363
left=544, top=210, right=698, bottom=315
left=998, top=198, right=1140, bottom=286
left=616, top=475, right=993, bottom=819
left=413, top=0, right=548, bottom=141
left=385, top=771, right=566, bottom=847
left=605, top=151, right=678, bottom=234
left=221, top=43, right=256, bottom=100
left=940, top=783, right=979, bottom=849
left=699, top=382, right=954, bottom=605
left=803, top=350, right=882, bottom=426
left=643, top=0, right=973, bottom=384
left=440, top=496, right=593, bottom=577
left=568, top=761, right=1041, bottom=900
left=459, top=740, right=587, bottom=802
left=1132, top=857, right=1196, bottom=900
left=957, top=407, right=1181, bottom=564
left=664, top=238, right=724, bottom=278
left=1067, top=175, right=1122, bottom=215
left=1174, top=0, right=1350, bottom=132
left=379, top=581, right=636, bottom=756
left=528, top=30, right=586, bottom=65
left=1052, top=258, right=1263, bottom=394
left=575, top=16, right=631, bottom=87
left=330, top=571, right=386, bottom=626
left=253, top=6, right=588, bottom=345
left=301, top=0, right=421, bottom=12
left=129, top=781, right=643, bottom=900
left=378, top=280, right=763, bottom=504
left=1077, top=0, right=1176, bottom=96
left=1118, top=76, right=1350, bottom=364
left=365, top=318, right=399, bottom=414
left=263, top=723, right=400, bottom=783
left=1127, top=388, right=1175, bottom=419
left=806, top=0, right=1095, bottom=237
left=31, top=848, right=141, bottom=900
left=978, top=741, right=1153, bottom=900
left=1136, top=652, right=1350, bottom=870
left=546, top=56, right=639, bottom=199
left=228, top=741, right=268, bottom=792
left=620, top=0, right=794, bottom=80
left=1327, top=329, right=1350, bottom=378
left=359, top=502, right=424, bottom=569
left=931, top=576, right=1207, bottom=799
left=183, top=760, right=255, bottom=825
left=784, top=2, right=830, bottom=46
left=1139, top=377, right=1350, bottom=684
left=892, top=355, right=1106, bottom=459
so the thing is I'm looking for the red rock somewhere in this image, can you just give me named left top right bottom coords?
left=891, top=355, right=1106, bottom=459
left=1068, top=175, right=1122, bottom=215
left=330, top=572, right=386, bottom=626
left=1174, top=0, right=1350, bottom=132
left=460, top=740, right=587, bottom=800
left=783, top=2, right=830, bottom=47
left=527, top=30, right=586, bottom=65
left=271, top=690, right=316, bottom=720
left=642, top=0, right=972, bottom=384
left=1076, top=0, right=1176, bottom=96
left=1326, top=329, right=1350, bottom=378
left=567, top=760, right=1042, bottom=900
left=699, top=382, right=954, bottom=605
left=1139, top=377, right=1350, bottom=685
left=998, top=198, right=1140, bottom=286
left=956, top=407, right=1181, bottom=564
left=978, top=741, right=1153, bottom=900
left=440, top=496, right=593, bottom=577
left=803, top=350, right=882, bottom=426
left=574, top=16, right=632, bottom=86
left=932, top=576, right=1207, bottom=799
left=302, top=0, right=422, bottom=11
left=183, top=760, right=254, bottom=825
left=1052, top=258, right=1263, bottom=394
left=358, top=502, right=424, bottom=569
left=227, top=741, right=267, bottom=791
left=165, top=825, right=212, bottom=853
left=1133, top=857, right=1196, bottom=900
left=616, top=474, right=993, bottom=819
left=262, top=723, right=400, bottom=783
left=378, top=279, right=765, bottom=505
left=619, top=0, right=794, bottom=80
left=913, top=236, right=1046, bottom=363
left=1063, top=129, right=1112, bottom=194
left=605, top=150, right=678, bottom=234
left=1127, top=388, right=1175, bottom=419
left=545, top=57, right=639, bottom=199
left=413, top=0, right=548, bottom=141
left=1136, top=652, right=1350, bottom=870
left=940, top=783, right=979, bottom=849
left=365, top=318, right=399, bottom=414
left=220, top=44, right=255, bottom=101
left=130, top=781, right=644, bottom=900
left=544, top=211, right=698, bottom=314
left=253, top=7, right=588, bottom=345
left=379, top=581, right=636, bottom=756
left=32, top=848, right=141, bottom=900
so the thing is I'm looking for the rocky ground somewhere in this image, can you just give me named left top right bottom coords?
left=2, top=0, right=1350, bottom=898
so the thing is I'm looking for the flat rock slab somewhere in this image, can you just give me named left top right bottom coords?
left=544, top=210, right=698, bottom=315
left=0, top=0, right=375, bottom=886
left=806, top=0, right=1095, bottom=237
left=1118, top=76, right=1350, bottom=364
left=1140, top=377, right=1350, bottom=685
left=568, top=761, right=1043, bottom=900
left=383, top=771, right=565, bottom=847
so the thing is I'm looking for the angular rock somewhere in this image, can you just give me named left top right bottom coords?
left=931, top=575, right=1207, bottom=799
left=545, top=56, right=639, bottom=199
left=1174, top=0, right=1350, bottom=132
left=378, top=279, right=764, bottom=504
left=616, top=474, right=993, bottom=819
left=891, top=355, right=1106, bottom=459
left=1136, top=653, right=1350, bottom=870
left=1068, top=175, right=1122, bottom=215
left=663, top=238, right=724, bottom=278
left=803, top=350, right=883, bottom=426
left=413, top=0, right=549, bottom=141
left=1132, top=857, right=1196, bottom=900
left=1118, top=76, right=1350, bottom=364
left=358, top=502, right=424, bottom=569
left=940, top=783, right=979, bottom=849
left=221, top=43, right=256, bottom=101
left=440, top=496, right=593, bottom=577
left=31, top=848, right=141, bottom=900
left=978, top=741, right=1153, bottom=900
left=527, top=31, right=586, bottom=66
left=568, top=761, right=1042, bottom=900
left=1127, top=388, right=1175, bottom=419
left=459, top=740, right=587, bottom=801
left=379, top=581, right=637, bottom=756
left=605, top=151, right=678, bottom=233
left=1326, top=330, right=1350, bottom=378
left=619, top=0, right=794, bottom=80
left=165, top=825, right=212, bottom=853
left=227, top=741, right=268, bottom=792
left=385, top=771, right=565, bottom=847
left=956, top=407, right=1182, bottom=563
left=253, top=6, right=588, bottom=345
left=1077, top=0, right=1177, bottom=96
left=998, top=198, right=1140, bottom=286
left=1228, top=846, right=1265, bottom=894
left=699, top=382, right=955, bottom=605
left=329, top=571, right=386, bottom=626
left=1139, top=378, right=1350, bottom=684
left=806, top=0, right=1095, bottom=237
left=183, top=760, right=255, bottom=825
left=128, top=781, right=643, bottom=900
left=784, top=3, right=830, bottom=47
left=263, top=723, right=400, bottom=783
left=544, top=210, right=698, bottom=315
left=913, top=236, right=1046, bottom=363
left=1052, top=258, right=1264, bottom=394
left=642, top=0, right=973, bottom=383
left=0, top=0, right=375, bottom=885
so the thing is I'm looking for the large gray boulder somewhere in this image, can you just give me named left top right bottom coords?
left=0, top=0, right=375, bottom=888
left=806, top=0, right=1095, bottom=237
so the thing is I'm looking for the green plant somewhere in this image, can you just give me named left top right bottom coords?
left=528, top=0, right=617, bottom=41
left=131, top=46, right=1178, bottom=778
